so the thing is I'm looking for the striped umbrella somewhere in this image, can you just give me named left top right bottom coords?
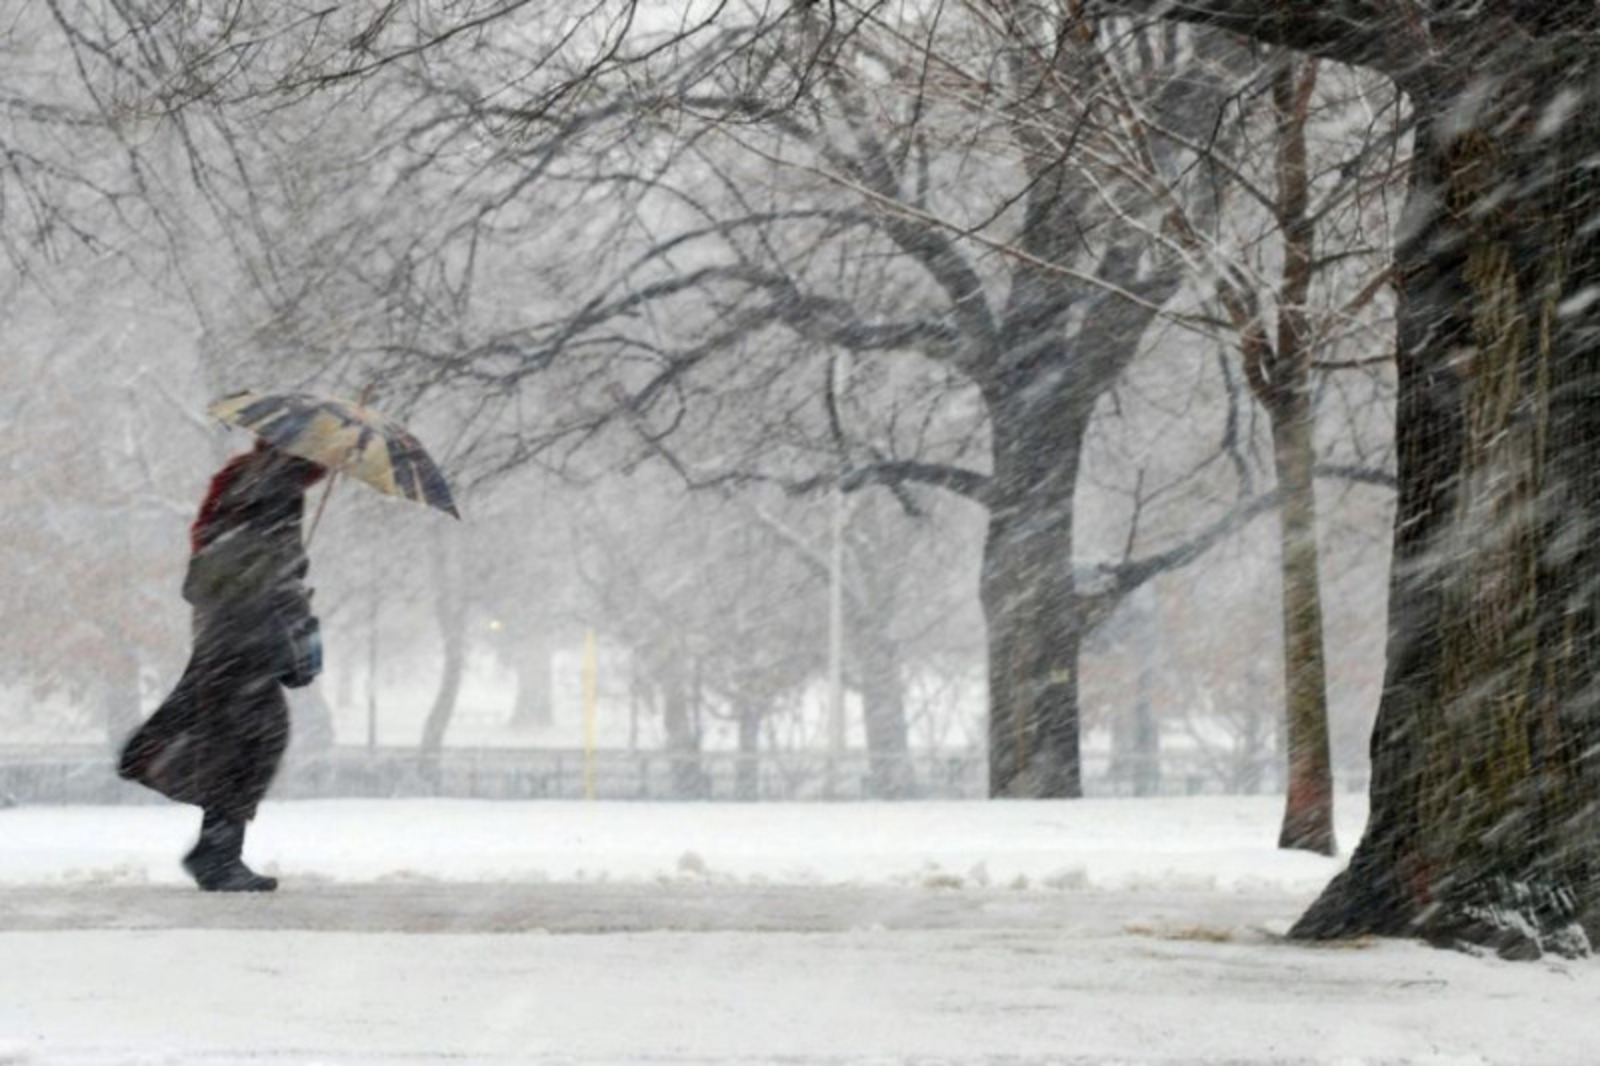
left=208, top=391, right=459, bottom=521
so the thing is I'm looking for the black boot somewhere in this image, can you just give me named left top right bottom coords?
left=183, top=811, right=278, bottom=893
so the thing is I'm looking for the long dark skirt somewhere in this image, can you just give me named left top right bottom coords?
left=119, top=634, right=290, bottom=823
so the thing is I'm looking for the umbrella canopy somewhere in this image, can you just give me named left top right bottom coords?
left=209, top=391, right=459, bottom=519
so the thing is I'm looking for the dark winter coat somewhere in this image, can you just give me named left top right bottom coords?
left=118, top=449, right=323, bottom=822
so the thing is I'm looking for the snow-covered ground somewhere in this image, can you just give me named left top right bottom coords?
left=1, top=795, right=1596, bottom=1065
left=0, top=795, right=1365, bottom=891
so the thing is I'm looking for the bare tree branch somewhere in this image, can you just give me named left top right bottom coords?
left=1098, top=1, right=1420, bottom=77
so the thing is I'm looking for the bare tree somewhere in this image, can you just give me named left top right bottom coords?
left=297, top=8, right=1261, bottom=799
left=1106, top=0, right=1600, bottom=959
left=1125, top=50, right=1405, bottom=850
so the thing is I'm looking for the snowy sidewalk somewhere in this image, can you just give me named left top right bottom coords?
left=2, top=894, right=1596, bottom=1066
left=0, top=881, right=1299, bottom=935
left=2, top=796, right=1598, bottom=1065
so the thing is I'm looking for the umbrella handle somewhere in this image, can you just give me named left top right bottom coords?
left=303, top=381, right=372, bottom=549
left=305, top=471, right=339, bottom=550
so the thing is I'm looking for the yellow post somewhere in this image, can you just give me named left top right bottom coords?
left=582, top=628, right=599, bottom=800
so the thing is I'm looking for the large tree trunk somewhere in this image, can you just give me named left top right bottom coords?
left=1270, top=383, right=1337, bottom=855
left=859, top=632, right=913, bottom=799
left=983, top=399, right=1094, bottom=798
left=1294, top=48, right=1600, bottom=958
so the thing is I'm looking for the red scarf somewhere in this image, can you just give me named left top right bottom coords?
left=190, top=443, right=326, bottom=554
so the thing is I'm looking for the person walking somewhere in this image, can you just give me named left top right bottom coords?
left=119, top=441, right=326, bottom=892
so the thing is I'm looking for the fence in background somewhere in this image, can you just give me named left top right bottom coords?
left=0, top=744, right=1365, bottom=805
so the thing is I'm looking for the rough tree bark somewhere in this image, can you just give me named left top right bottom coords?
left=1269, top=379, right=1336, bottom=854
left=1297, top=81, right=1600, bottom=956
left=983, top=389, right=1095, bottom=798
left=1262, top=55, right=1337, bottom=856
left=1112, top=0, right=1600, bottom=957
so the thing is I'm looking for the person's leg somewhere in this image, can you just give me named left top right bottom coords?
left=183, top=807, right=277, bottom=892
left=184, top=679, right=289, bottom=893
left=182, top=807, right=225, bottom=887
